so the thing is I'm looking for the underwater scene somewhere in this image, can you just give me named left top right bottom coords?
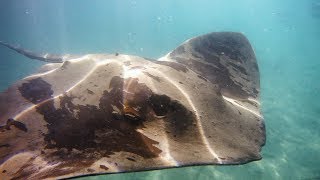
left=0, top=0, right=319, bottom=179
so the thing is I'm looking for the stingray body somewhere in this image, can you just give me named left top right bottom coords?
left=0, top=32, right=265, bottom=179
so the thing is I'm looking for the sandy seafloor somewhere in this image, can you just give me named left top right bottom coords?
left=0, top=0, right=319, bottom=179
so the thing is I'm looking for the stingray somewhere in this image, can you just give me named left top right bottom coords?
left=0, top=32, right=265, bottom=179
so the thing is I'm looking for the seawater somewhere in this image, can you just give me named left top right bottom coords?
left=0, top=0, right=319, bottom=179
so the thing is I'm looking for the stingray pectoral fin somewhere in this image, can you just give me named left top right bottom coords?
left=159, top=32, right=265, bottom=162
left=159, top=32, right=260, bottom=100
left=0, top=41, right=64, bottom=63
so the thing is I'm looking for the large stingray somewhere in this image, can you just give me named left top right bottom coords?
left=0, top=32, right=265, bottom=179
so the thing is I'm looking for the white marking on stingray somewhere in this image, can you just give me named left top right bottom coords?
left=32, top=157, right=62, bottom=176
left=121, top=64, right=178, bottom=166
left=122, top=90, right=134, bottom=94
left=15, top=58, right=125, bottom=121
left=24, top=55, right=92, bottom=82
left=223, top=96, right=262, bottom=118
left=14, top=55, right=131, bottom=119
left=158, top=37, right=194, bottom=62
left=248, top=97, right=261, bottom=105
left=122, top=56, right=145, bottom=85
left=123, top=67, right=142, bottom=79
left=65, top=58, right=123, bottom=93
left=153, top=69, right=222, bottom=163
left=13, top=92, right=65, bottom=120
left=143, top=71, right=158, bottom=95
left=160, top=137, right=179, bottom=166
left=68, top=54, right=91, bottom=63
left=24, top=68, right=59, bottom=79
left=13, top=56, right=220, bottom=166
left=158, top=53, right=171, bottom=62
left=65, top=65, right=99, bottom=93
left=14, top=59, right=111, bottom=119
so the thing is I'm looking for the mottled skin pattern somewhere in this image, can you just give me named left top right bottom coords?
left=0, top=32, right=265, bottom=179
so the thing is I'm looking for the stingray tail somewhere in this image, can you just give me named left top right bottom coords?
left=0, top=41, right=64, bottom=63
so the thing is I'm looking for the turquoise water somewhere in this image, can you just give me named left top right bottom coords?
left=0, top=0, right=319, bottom=179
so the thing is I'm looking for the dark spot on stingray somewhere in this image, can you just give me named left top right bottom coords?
left=100, top=165, right=109, bottom=170
left=143, top=72, right=161, bottom=82
left=149, top=94, right=195, bottom=136
left=87, top=89, right=94, bottom=95
left=197, top=75, right=207, bottom=81
left=0, top=144, right=10, bottom=148
left=154, top=61, right=188, bottom=73
left=126, top=157, right=136, bottom=162
left=1, top=118, right=28, bottom=132
left=87, top=168, right=95, bottom=172
left=35, top=76, right=162, bottom=160
left=109, top=76, right=123, bottom=89
left=19, top=77, right=53, bottom=104
left=149, top=94, right=171, bottom=116
left=15, top=74, right=197, bottom=177
left=10, top=119, right=28, bottom=132
left=61, top=61, right=71, bottom=70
